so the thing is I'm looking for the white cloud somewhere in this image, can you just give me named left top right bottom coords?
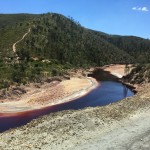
left=142, top=7, right=149, bottom=12
left=132, top=7, right=137, bottom=10
left=132, top=6, right=149, bottom=12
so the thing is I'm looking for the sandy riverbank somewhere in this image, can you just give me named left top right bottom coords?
left=0, top=64, right=133, bottom=113
left=0, top=64, right=137, bottom=114
left=103, top=64, right=133, bottom=78
left=0, top=77, right=98, bottom=113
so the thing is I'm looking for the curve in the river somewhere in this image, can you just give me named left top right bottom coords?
left=0, top=81, right=134, bottom=132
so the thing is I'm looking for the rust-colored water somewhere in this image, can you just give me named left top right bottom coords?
left=0, top=81, right=134, bottom=132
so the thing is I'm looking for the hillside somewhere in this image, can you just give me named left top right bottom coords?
left=99, top=34, right=150, bottom=63
left=0, top=13, right=150, bottom=87
left=16, top=13, right=133, bottom=66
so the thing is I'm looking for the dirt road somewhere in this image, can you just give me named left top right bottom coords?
left=12, top=28, right=31, bottom=52
left=74, top=107, right=150, bottom=150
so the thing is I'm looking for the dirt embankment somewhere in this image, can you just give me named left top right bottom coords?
left=89, top=64, right=139, bottom=93
left=0, top=77, right=98, bottom=113
left=88, top=64, right=131, bottom=80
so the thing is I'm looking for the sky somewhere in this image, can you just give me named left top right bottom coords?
left=0, top=0, right=150, bottom=39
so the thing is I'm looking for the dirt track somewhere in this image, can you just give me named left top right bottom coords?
left=12, top=28, right=31, bottom=52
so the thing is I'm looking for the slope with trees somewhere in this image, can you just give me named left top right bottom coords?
left=0, top=13, right=150, bottom=88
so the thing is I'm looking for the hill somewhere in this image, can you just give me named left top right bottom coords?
left=13, top=13, right=133, bottom=66
left=99, top=34, right=150, bottom=63
left=0, top=13, right=150, bottom=87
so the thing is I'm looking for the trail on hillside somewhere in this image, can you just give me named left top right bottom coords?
left=12, top=28, right=31, bottom=52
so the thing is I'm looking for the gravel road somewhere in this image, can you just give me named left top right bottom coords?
left=74, top=108, right=150, bottom=150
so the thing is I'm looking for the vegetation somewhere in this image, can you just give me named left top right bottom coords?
left=124, top=64, right=150, bottom=84
left=0, top=13, right=150, bottom=88
left=0, top=14, right=38, bottom=28
left=99, top=34, right=150, bottom=63
left=17, top=13, right=133, bottom=66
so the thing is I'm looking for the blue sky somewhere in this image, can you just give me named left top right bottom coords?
left=0, top=0, right=150, bottom=39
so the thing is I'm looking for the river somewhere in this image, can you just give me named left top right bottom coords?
left=0, top=81, right=134, bottom=132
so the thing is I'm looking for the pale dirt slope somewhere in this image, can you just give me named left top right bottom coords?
left=103, top=64, right=132, bottom=78
left=0, top=77, right=98, bottom=113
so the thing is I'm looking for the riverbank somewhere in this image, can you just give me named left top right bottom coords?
left=0, top=64, right=135, bottom=113
left=103, top=64, right=126, bottom=77
left=101, top=64, right=139, bottom=94
left=0, top=77, right=98, bottom=114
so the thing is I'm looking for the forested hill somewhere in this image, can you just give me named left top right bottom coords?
left=16, top=13, right=134, bottom=66
left=0, top=13, right=150, bottom=86
left=1, top=13, right=150, bottom=66
left=98, top=34, right=150, bottom=63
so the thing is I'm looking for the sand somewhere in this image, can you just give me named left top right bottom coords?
left=0, top=77, right=98, bottom=113
left=103, top=64, right=133, bottom=78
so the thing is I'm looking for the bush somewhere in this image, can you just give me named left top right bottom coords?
left=0, top=80, right=10, bottom=89
left=51, top=68, right=63, bottom=76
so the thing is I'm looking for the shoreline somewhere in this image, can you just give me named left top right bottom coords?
left=102, top=64, right=138, bottom=93
left=0, top=64, right=135, bottom=115
left=0, top=77, right=99, bottom=115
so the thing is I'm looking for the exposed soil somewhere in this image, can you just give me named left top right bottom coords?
left=103, top=64, right=132, bottom=78
left=0, top=77, right=98, bottom=113
left=12, top=28, right=31, bottom=52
